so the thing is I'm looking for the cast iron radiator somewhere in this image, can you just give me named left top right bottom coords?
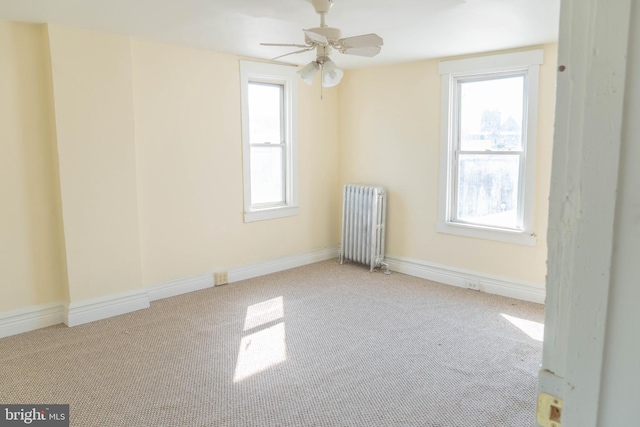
left=339, top=184, right=389, bottom=273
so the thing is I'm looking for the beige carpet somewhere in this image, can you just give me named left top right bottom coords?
left=0, top=260, right=544, bottom=426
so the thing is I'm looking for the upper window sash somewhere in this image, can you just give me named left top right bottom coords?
left=454, top=71, right=528, bottom=153
left=248, top=81, right=285, bottom=146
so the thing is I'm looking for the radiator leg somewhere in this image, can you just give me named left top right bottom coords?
left=380, top=261, right=391, bottom=275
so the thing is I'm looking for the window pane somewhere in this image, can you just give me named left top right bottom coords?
left=456, top=154, right=520, bottom=229
left=459, top=76, right=524, bottom=152
left=250, top=146, right=284, bottom=205
left=248, top=82, right=282, bottom=145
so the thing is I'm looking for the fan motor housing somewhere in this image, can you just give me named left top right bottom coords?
left=306, top=26, right=342, bottom=43
left=311, top=0, right=334, bottom=14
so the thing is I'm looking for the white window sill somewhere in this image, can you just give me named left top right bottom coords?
left=244, top=205, right=299, bottom=223
left=436, top=222, right=537, bottom=246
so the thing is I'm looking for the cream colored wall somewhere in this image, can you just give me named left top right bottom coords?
left=0, top=21, right=339, bottom=315
left=131, top=40, right=341, bottom=285
left=0, top=18, right=552, bottom=320
left=339, top=44, right=557, bottom=285
left=47, top=25, right=143, bottom=302
left=0, top=22, right=65, bottom=311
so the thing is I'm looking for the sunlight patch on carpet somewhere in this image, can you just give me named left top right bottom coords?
left=234, top=297, right=287, bottom=382
left=243, top=296, right=284, bottom=331
left=501, top=313, right=544, bottom=342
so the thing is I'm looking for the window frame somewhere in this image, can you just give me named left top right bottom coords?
left=437, top=50, right=543, bottom=245
left=240, top=61, right=299, bottom=222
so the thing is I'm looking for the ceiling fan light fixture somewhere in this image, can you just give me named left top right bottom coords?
left=262, top=0, right=381, bottom=91
left=321, top=59, right=343, bottom=87
left=298, top=61, right=320, bottom=85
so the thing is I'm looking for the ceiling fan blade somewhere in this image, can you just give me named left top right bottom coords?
left=261, top=43, right=310, bottom=48
left=271, top=47, right=314, bottom=61
left=303, top=29, right=329, bottom=45
left=341, top=46, right=382, bottom=57
left=339, top=33, right=384, bottom=49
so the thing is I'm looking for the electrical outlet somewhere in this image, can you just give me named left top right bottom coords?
left=466, top=280, right=480, bottom=291
left=214, top=271, right=228, bottom=286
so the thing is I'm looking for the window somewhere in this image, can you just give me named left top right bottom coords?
left=438, top=50, right=543, bottom=245
left=240, top=61, right=299, bottom=222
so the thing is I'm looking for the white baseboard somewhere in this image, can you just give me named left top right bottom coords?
left=63, top=247, right=339, bottom=328
left=64, top=289, right=150, bottom=327
left=0, top=302, right=65, bottom=339
left=228, top=246, right=339, bottom=283
left=385, top=255, right=546, bottom=304
left=0, top=249, right=541, bottom=338
left=147, top=273, right=213, bottom=302
left=0, top=246, right=340, bottom=337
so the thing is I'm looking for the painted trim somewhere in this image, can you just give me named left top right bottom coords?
left=435, top=222, right=537, bottom=246
left=439, top=49, right=544, bottom=75
left=437, top=50, right=542, bottom=246
left=64, top=289, right=150, bottom=327
left=147, top=273, right=213, bottom=302
left=538, top=0, right=633, bottom=424
left=0, top=302, right=65, bottom=339
left=0, top=247, right=339, bottom=337
left=0, top=248, right=540, bottom=337
left=244, top=206, right=300, bottom=223
left=229, top=246, right=339, bottom=282
left=240, top=60, right=300, bottom=223
left=386, top=255, right=545, bottom=304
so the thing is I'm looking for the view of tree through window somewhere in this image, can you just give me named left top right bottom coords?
left=456, top=75, right=525, bottom=229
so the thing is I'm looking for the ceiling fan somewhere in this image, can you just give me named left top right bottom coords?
left=261, top=0, right=384, bottom=87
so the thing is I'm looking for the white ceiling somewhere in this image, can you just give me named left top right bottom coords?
left=0, top=0, right=560, bottom=69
